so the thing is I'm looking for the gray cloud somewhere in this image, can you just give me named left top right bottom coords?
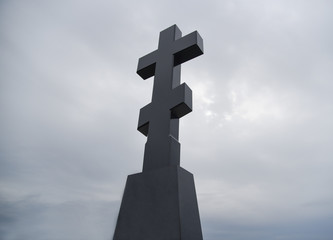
left=1, top=0, right=333, bottom=239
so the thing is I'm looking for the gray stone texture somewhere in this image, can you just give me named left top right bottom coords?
left=113, top=166, right=203, bottom=240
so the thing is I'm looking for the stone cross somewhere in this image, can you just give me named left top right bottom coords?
left=137, top=25, right=203, bottom=172
left=113, top=25, right=204, bottom=240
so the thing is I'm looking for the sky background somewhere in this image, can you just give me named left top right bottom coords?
left=1, top=0, right=333, bottom=239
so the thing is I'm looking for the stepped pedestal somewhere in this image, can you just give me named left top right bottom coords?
left=113, top=166, right=203, bottom=240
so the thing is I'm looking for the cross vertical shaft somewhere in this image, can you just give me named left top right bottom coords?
left=137, top=25, right=203, bottom=172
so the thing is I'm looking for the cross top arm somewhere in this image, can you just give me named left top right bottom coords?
left=136, top=25, right=204, bottom=80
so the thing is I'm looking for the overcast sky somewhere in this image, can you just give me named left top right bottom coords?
left=1, top=0, right=333, bottom=239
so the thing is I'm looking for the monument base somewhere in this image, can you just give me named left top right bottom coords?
left=113, top=165, right=203, bottom=240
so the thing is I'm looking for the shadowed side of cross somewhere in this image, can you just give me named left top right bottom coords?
left=137, top=25, right=203, bottom=172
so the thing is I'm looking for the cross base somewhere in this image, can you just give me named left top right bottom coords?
left=113, top=166, right=203, bottom=240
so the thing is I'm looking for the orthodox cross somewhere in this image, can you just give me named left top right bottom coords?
left=137, top=25, right=203, bottom=172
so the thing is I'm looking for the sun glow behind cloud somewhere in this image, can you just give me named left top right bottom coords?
left=226, top=81, right=287, bottom=123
